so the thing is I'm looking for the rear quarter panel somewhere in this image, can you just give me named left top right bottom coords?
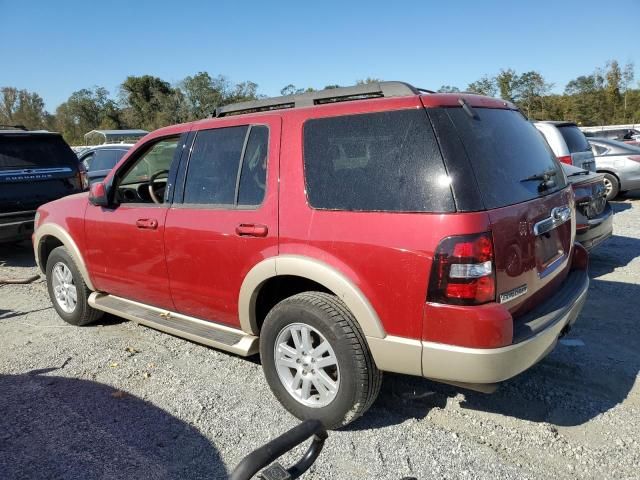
left=278, top=99, right=491, bottom=339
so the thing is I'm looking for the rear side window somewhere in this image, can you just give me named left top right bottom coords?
left=184, top=126, right=248, bottom=205
left=440, top=108, right=567, bottom=210
left=558, top=125, right=590, bottom=153
left=303, top=110, right=454, bottom=212
left=237, top=126, right=268, bottom=206
left=0, top=134, right=77, bottom=169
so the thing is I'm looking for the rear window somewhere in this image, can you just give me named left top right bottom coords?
left=558, top=125, right=590, bottom=153
left=0, top=134, right=77, bottom=169
left=439, top=108, right=567, bottom=210
left=303, top=109, right=454, bottom=212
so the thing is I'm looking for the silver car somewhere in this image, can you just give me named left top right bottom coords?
left=534, top=121, right=596, bottom=172
left=588, top=137, right=640, bottom=200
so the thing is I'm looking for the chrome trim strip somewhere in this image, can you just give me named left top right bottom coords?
left=533, top=206, right=572, bottom=236
left=0, top=167, right=73, bottom=176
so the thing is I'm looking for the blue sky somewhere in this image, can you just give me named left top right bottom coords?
left=1, top=0, right=638, bottom=111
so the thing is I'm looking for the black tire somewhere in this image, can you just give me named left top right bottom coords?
left=260, top=291, right=382, bottom=429
left=46, top=246, right=102, bottom=326
left=602, top=173, right=620, bottom=201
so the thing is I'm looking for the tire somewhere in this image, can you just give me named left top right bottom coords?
left=602, top=173, right=620, bottom=201
left=46, top=246, right=102, bottom=326
left=260, top=291, right=382, bottom=429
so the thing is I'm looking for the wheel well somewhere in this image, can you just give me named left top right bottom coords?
left=597, top=169, right=620, bottom=182
left=38, top=236, right=64, bottom=272
left=254, top=275, right=332, bottom=332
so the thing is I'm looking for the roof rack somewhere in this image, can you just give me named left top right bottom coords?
left=214, top=81, right=427, bottom=118
left=0, top=124, right=28, bottom=131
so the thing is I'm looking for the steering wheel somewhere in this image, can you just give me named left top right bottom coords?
left=148, top=169, right=169, bottom=204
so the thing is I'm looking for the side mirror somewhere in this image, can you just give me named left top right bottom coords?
left=89, top=182, right=110, bottom=207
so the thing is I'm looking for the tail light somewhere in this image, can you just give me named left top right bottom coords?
left=628, top=155, right=640, bottom=164
left=557, top=155, right=572, bottom=165
left=428, top=232, right=496, bottom=305
left=77, top=164, right=89, bottom=190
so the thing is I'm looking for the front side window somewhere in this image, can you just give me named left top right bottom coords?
left=182, top=125, right=270, bottom=207
left=183, top=126, right=248, bottom=205
left=117, top=137, right=179, bottom=204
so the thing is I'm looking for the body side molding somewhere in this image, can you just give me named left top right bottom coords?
left=238, top=255, right=386, bottom=338
left=34, top=222, right=95, bottom=291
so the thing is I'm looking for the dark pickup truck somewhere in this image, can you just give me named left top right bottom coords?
left=0, top=129, right=84, bottom=243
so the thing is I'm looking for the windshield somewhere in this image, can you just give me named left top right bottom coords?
left=558, top=125, right=590, bottom=153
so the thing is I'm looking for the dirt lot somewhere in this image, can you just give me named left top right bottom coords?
left=1, top=195, right=639, bottom=480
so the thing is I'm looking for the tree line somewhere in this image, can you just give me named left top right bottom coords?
left=0, top=60, right=637, bottom=145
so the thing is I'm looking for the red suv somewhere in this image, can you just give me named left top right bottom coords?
left=33, top=82, right=589, bottom=428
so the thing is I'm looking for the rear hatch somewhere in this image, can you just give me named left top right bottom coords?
left=557, top=124, right=596, bottom=172
left=0, top=132, right=82, bottom=214
left=426, top=103, right=574, bottom=318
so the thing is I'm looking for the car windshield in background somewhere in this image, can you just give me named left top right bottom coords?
left=91, top=150, right=127, bottom=171
left=0, top=134, right=77, bottom=169
left=441, top=108, right=567, bottom=209
left=558, top=125, right=590, bottom=153
left=303, top=109, right=455, bottom=212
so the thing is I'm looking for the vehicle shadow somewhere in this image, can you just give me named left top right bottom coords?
left=348, top=277, right=639, bottom=431
left=0, top=371, right=227, bottom=479
left=0, top=240, right=37, bottom=268
left=588, top=235, right=640, bottom=278
left=0, top=306, right=52, bottom=320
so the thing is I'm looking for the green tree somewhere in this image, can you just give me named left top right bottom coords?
left=181, top=72, right=226, bottom=120
left=514, top=71, right=553, bottom=118
left=467, top=75, right=497, bottom=96
left=495, top=69, right=520, bottom=102
left=54, top=87, right=122, bottom=144
left=0, top=87, right=49, bottom=129
left=355, top=77, right=383, bottom=85
left=119, top=75, right=187, bottom=131
left=437, top=85, right=461, bottom=93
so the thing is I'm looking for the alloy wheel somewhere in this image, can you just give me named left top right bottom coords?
left=274, top=323, right=340, bottom=408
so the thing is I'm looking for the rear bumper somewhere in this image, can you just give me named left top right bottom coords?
left=368, top=267, right=589, bottom=386
left=576, top=203, right=613, bottom=251
left=0, top=211, right=36, bottom=243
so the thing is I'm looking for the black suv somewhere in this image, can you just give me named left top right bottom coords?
left=0, top=128, right=84, bottom=243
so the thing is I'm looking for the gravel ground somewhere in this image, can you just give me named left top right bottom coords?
left=1, top=194, right=639, bottom=480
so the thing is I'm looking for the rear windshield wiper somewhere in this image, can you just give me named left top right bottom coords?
left=520, top=169, right=557, bottom=191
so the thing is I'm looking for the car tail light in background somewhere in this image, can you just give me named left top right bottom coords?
left=77, top=164, right=89, bottom=190
left=428, top=232, right=496, bottom=305
left=628, top=155, right=640, bottom=164
left=557, top=155, right=572, bottom=165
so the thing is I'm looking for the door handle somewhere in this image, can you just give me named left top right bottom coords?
left=235, top=223, right=268, bottom=237
left=136, top=218, right=158, bottom=230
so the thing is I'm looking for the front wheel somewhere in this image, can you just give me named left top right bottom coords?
left=46, top=246, right=102, bottom=326
left=260, top=292, right=382, bottom=429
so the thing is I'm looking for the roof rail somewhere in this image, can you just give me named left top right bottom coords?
left=214, top=81, right=425, bottom=118
left=0, top=124, right=28, bottom=131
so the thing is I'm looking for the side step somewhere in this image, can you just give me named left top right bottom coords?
left=88, top=293, right=259, bottom=356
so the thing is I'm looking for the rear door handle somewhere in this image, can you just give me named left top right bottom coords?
left=235, top=223, right=268, bottom=237
left=136, top=218, right=158, bottom=230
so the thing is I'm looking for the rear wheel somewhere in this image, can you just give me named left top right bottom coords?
left=602, top=173, right=620, bottom=201
left=46, top=246, right=102, bottom=326
left=260, top=292, right=382, bottom=429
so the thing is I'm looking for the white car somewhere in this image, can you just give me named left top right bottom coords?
left=534, top=121, right=596, bottom=172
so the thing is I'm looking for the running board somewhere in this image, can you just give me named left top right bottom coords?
left=88, top=293, right=258, bottom=356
